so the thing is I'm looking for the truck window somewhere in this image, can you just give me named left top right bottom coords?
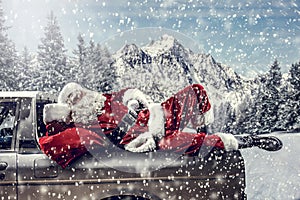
left=18, top=98, right=53, bottom=153
left=36, top=100, right=52, bottom=138
left=0, top=101, right=17, bottom=150
left=17, top=98, right=38, bottom=153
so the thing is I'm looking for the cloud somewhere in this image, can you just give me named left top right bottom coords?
left=2, top=0, right=299, bottom=76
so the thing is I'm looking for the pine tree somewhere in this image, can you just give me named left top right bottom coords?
left=73, top=34, right=87, bottom=67
left=18, top=47, right=35, bottom=90
left=92, top=44, right=115, bottom=92
left=72, top=37, right=94, bottom=89
left=70, top=34, right=87, bottom=83
left=279, top=62, right=300, bottom=131
left=289, top=62, right=300, bottom=131
left=289, top=62, right=300, bottom=94
left=235, top=61, right=283, bottom=134
left=255, top=60, right=283, bottom=133
left=35, top=11, right=68, bottom=92
left=83, top=40, right=98, bottom=89
left=0, top=0, right=19, bottom=91
left=235, top=88, right=260, bottom=135
left=227, top=106, right=240, bottom=134
left=72, top=36, right=115, bottom=92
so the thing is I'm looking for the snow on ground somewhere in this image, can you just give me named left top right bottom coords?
left=240, top=133, right=300, bottom=200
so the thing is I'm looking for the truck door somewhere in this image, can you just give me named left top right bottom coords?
left=16, top=98, right=60, bottom=199
left=0, top=100, right=18, bottom=199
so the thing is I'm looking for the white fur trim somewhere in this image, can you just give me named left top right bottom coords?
left=147, top=103, right=165, bottom=139
left=43, top=103, right=71, bottom=124
left=216, top=133, right=238, bottom=151
left=203, top=108, right=214, bottom=125
left=58, top=82, right=84, bottom=104
left=123, top=88, right=153, bottom=108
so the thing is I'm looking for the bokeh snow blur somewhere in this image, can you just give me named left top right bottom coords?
left=3, top=0, right=299, bottom=77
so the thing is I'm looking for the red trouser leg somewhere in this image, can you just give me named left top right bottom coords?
left=161, top=84, right=211, bottom=136
left=158, top=84, right=224, bottom=155
left=158, top=131, right=225, bottom=155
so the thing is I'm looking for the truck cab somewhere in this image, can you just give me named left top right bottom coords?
left=0, top=92, right=246, bottom=199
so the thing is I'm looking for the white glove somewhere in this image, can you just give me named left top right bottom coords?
left=125, top=132, right=156, bottom=153
left=127, top=99, right=140, bottom=112
left=123, top=88, right=153, bottom=109
left=125, top=103, right=165, bottom=153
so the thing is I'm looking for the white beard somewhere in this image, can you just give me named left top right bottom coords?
left=71, top=90, right=106, bottom=125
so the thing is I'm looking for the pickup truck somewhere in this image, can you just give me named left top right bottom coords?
left=0, top=91, right=246, bottom=200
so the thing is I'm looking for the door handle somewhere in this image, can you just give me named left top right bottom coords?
left=0, top=162, right=8, bottom=170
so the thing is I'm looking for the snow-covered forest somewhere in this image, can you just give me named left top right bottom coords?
left=0, top=3, right=299, bottom=135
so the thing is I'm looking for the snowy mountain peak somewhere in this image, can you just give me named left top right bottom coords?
left=118, top=43, right=140, bottom=55
left=156, top=34, right=177, bottom=47
left=207, top=54, right=217, bottom=65
left=111, top=34, right=249, bottom=108
left=142, top=34, right=188, bottom=56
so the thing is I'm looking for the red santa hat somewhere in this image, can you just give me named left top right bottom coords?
left=43, top=103, right=71, bottom=124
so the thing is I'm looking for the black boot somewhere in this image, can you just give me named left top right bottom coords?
left=236, top=135, right=255, bottom=149
left=251, top=135, right=283, bottom=151
left=236, top=135, right=283, bottom=151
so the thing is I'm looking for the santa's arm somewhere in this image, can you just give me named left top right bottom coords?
left=43, top=104, right=71, bottom=125
left=125, top=103, right=165, bottom=152
left=40, top=104, right=80, bottom=166
left=40, top=103, right=107, bottom=168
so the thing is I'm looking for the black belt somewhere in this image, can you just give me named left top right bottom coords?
left=107, top=110, right=138, bottom=148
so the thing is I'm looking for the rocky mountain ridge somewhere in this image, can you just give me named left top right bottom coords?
left=111, top=34, right=253, bottom=111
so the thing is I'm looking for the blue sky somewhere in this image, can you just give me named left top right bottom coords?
left=2, top=0, right=300, bottom=77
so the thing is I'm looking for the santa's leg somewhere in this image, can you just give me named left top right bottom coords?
left=161, top=84, right=212, bottom=135
left=158, top=131, right=238, bottom=156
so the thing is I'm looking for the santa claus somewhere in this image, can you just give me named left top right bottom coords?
left=38, top=82, right=281, bottom=168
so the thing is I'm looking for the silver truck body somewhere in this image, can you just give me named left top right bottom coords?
left=0, top=92, right=246, bottom=200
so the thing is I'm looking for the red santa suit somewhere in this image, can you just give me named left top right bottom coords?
left=39, top=83, right=238, bottom=168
